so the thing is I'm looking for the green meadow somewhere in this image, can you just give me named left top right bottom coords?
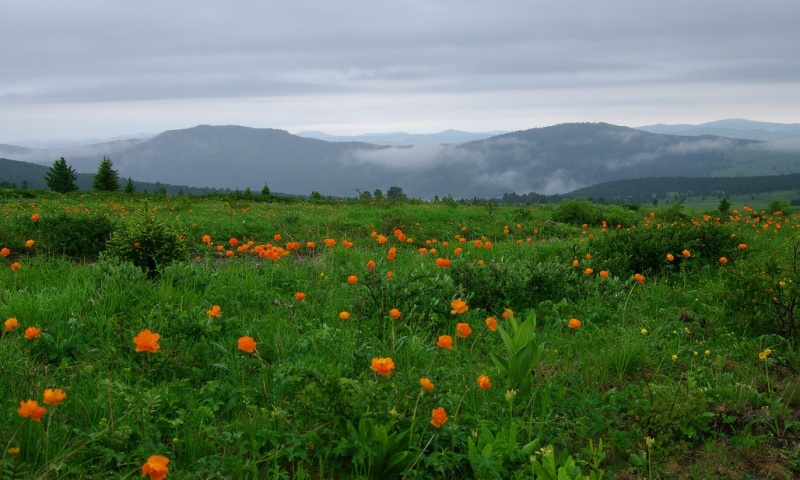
left=1, top=192, right=798, bottom=479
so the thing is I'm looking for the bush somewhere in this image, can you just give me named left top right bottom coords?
left=105, top=206, right=189, bottom=275
left=552, top=198, right=599, bottom=225
left=39, top=213, right=114, bottom=258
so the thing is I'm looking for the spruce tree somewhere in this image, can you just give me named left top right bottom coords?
left=124, top=177, right=136, bottom=194
left=92, top=156, right=120, bottom=191
left=44, top=157, right=79, bottom=193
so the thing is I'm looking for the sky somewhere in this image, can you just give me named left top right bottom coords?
left=2, top=0, right=799, bottom=144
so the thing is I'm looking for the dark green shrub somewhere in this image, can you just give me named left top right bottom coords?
left=552, top=198, right=599, bottom=225
left=39, top=213, right=114, bottom=258
left=105, top=206, right=189, bottom=274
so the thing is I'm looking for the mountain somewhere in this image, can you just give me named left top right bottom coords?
left=2, top=122, right=798, bottom=199
left=295, top=129, right=506, bottom=146
left=637, top=119, right=800, bottom=142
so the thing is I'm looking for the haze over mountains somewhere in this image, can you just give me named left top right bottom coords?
left=1, top=120, right=799, bottom=199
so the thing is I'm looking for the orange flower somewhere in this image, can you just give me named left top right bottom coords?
left=201, top=234, right=211, bottom=243
left=739, top=243, right=748, bottom=250
left=682, top=249, right=691, bottom=257
left=386, top=271, right=394, bottom=280
left=306, top=241, right=316, bottom=249
left=455, top=322, right=472, bottom=338
left=599, top=270, right=609, bottom=279
left=454, top=247, right=463, bottom=255
left=206, top=305, right=222, bottom=317
left=347, top=275, right=358, bottom=285
left=634, top=273, right=645, bottom=284
left=389, top=308, right=401, bottom=319
left=387, top=247, right=397, bottom=261
left=237, top=336, right=257, bottom=353
left=10, top=262, right=21, bottom=271
left=133, top=329, right=160, bottom=353
left=502, top=308, right=514, bottom=319
left=450, top=299, right=468, bottom=315
left=719, top=257, right=728, bottom=264
left=666, top=253, right=674, bottom=262
left=273, top=233, right=282, bottom=242
left=370, top=357, right=395, bottom=376
left=338, top=311, right=350, bottom=320
left=584, top=268, right=593, bottom=275
left=17, top=399, right=46, bottom=421
left=4, top=317, right=19, bottom=332
left=437, top=335, right=453, bottom=350
left=435, top=258, right=451, bottom=267
left=420, top=377, right=434, bottom=392
left=324, top=238, right=336, bottom=247
left=25, top=239, right=35, bottom=248
left=141, top=454, right=170, bottom=480
left=585, top=253, right=592, bottom=260
left=30, top=213, right=40, bottom=222
left=0, top=247, right=9, bottom=257
left=229, top=238, right=239, bottom=247
left=342, top=240, right=354, bottom=248
left=572, top=259, right=579, bottom=267
left=43, top=388, right=67, bottom=405
left=24, top=326, right=41, bottom=339
left=377, top=235, right=387, bottom=245
left=477, top=375, right=491, bottom=390
left=430, top=407, right=448, bottom=428
left=366, top=260, right=376, bottom=270
left=485, top=316, right=498, bottom=331
left=295, top=292, right=306, bottom=302
left=568, top=318, right=582, bottom=329
left=225, top=250, right=234, bottom=257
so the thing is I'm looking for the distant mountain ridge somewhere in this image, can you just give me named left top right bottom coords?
left=636, top=119, right=800, bottom=142
left=2, top=122, right=799, bottom=199
left=295, top=129, right=506, bottom=146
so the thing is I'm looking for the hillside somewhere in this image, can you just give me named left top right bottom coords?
left=2, top=122, right=799, bottom=199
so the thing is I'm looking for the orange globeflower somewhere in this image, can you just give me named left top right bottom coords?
left=24, top=326, right=41, bottom=339
left=25, top=239, right=35, bottom=248
left=430, top=407, right=448, bottom=428
left=133, top=329, right=160, bottom=353
left=739, top=243, right=748, bottom=250
left=347, top=275, right=358, bottom=285
left=387, top=247, right=397, bottom=261
left=719, top=257, right=728, bottom=264
left=30, top=213, right=40, bottom=222
left=450, top=299, right=468, bottom=315
left=585, top=253, right=592, bottom=260
left=306, top=241, right=316, bottom=249
left=225, top=250, right=234, bottom=257
left=17, top=399, right=46, bottom=422
left=324, top=238, right=336, bottom=247
left=454, top=247, right=463, bottom=255
left=141, top=454, right=170, bottom=480
left=568, top=318, right=582, bottom=329
left=502, top=308, right=514, bottom=319
left=237, top=336, right=257, bottom=353
left=435, top=258, right=451, bottom=267
left=338, top=311, right=350, bottom=320
left=43, top=388, right=67, bottom=405
left=389, top=308, right=401, bottom=319
left=10, top=262, right=21, bottom=271
left=273, top=233, right=282, bottom=242
left=599, top=270, right=609, bottom=279
left=455, top=322, right=472, bottom=338
left=294, top=292, right=306, bottom=302
left=229, top=238, right=239, bottom=247
left=386, top=271, right=394, bottom=280
left=584, top=268, right=593, bottom=275
left=370, top=357, right=395, bottom=376
left=666, top=253, right=674, bottom=262
left=634, top=273, right=645, bottom=284
left=201, top=234, right=211, bottom=243
left=682, top=249, right=691, bottom=257
left=477, top=375, right=491, bottom=390
left=572, top=259, right=579, bottom=267
left=4, top=317, right=19, bottom=332
left=420, top=377, right=434, bottom=392
left=206, top=305, right=222, bottom=317
left=0, top=247, right=9, bottom=257
left=485, top=316, right=498, bottom=331
left=437, top=335, right=453, bottom=350
left=366, top=260, right=376, bottom=270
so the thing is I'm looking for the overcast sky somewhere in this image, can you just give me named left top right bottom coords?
left=2, top=0, right=798, bottom=143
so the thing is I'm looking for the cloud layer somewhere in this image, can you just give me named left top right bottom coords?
left=2, top=1, right=798, bottom=141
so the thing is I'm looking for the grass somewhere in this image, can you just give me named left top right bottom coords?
left=0, top=191, right=798, bottom=479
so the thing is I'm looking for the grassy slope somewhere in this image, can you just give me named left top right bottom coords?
left=0, top=194, right=798, bottom=479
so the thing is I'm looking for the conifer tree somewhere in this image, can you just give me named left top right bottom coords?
left=92, top=156, right=120, bottom=191
left=44, top=157, right=79, bottom=193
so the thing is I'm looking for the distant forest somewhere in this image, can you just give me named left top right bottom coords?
left=498, top=173, right=800, bottom=205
